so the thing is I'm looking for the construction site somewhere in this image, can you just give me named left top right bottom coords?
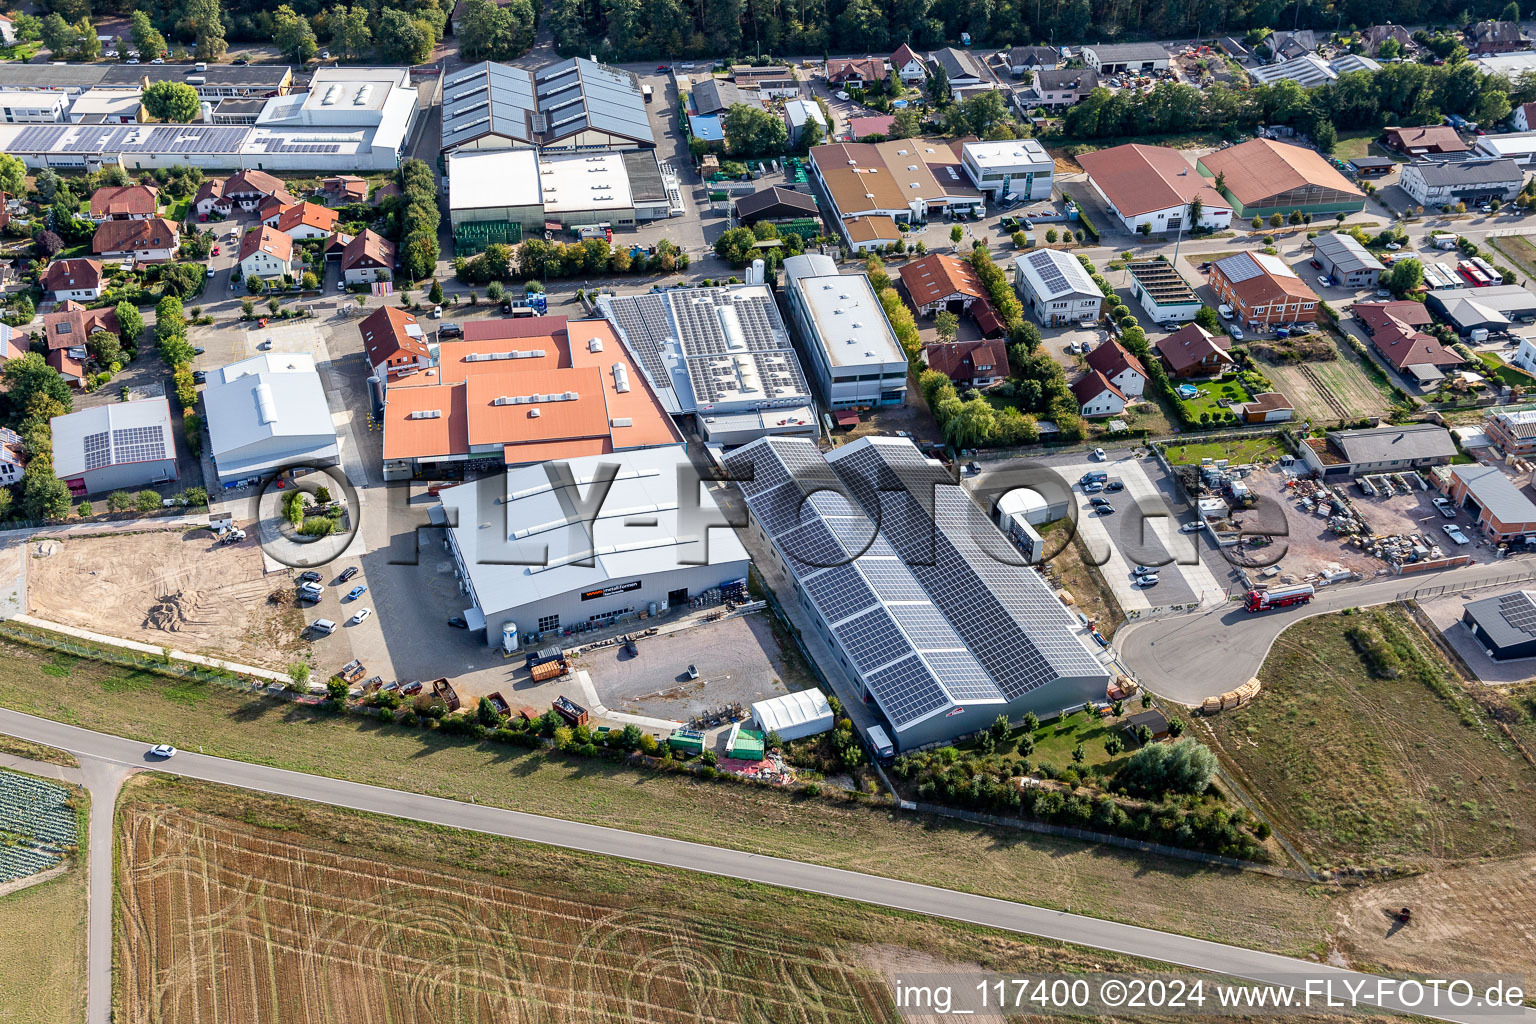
left=25, top=526, right=309, bottom=670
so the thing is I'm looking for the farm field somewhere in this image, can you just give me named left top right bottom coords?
left=0, top=866, right=87, bottom=1024
left=1200, top=608, right=1536, bottom=873
left=1257, top=347, right=1390, bottom=426
left=26, top=530, right=306, bottom=670
left=115, top=776, right=1356, bottom=1024
left=0, top=626, right=1329, bottom=954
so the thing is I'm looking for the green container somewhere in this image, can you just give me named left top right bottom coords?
left=667, top=729, right=704, bottom=755
left=726, top=727, right=765, bottom=762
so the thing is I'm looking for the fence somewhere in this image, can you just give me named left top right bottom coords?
left=1409, top=568, right=1536, bottom=601
left=909, top=802, right=1312, bottom=880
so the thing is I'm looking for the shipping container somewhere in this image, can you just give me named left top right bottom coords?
left=667, top=728, right=704, bottom=755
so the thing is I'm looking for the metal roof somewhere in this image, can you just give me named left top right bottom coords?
left=1015, top=248, right=1098, bottom=302
left=1312, top=232, right=1384, bottom=274
left=204, top=353, right=339, bottom=479
left=1084, top=42, right=1169, bottom=61
left=1453, top=464, right=1536, bottom=525
left=1407, top=158, right=1523, bottom=187
left=724, top=436, right=1106, bottom=736
left=784, top=255, right=906, bottom=369
left=50, top=397, right=174, bottom=479
left=443, top=58, right=654, bottom=151
left=1464, top=589, right=1536, bottom=650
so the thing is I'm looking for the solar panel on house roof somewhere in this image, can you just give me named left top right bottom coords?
left=81, top=431, right=112, bottom=473
left=1215, top=253, right=1263, bottom=283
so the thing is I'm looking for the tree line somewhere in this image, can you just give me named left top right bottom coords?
left=544, top=0, right=1523, bottom=63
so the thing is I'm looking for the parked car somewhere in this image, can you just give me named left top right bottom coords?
left=345, top=585, right=367, bottom=601
left=150, top=57, right=165, bottom=64
left=338, top=566, right=360, bottom=582
left=1386, top=242, right=1402, bottom=251
left=1095, top=504, right=1116, bottom=515
left=297, top=570, right=322, bottom=584
left=447, top=616, right=469, bottom=629
left=1316, top=275, right=1332, bottom=288
left=349, top=608, right=372, bottom=625
left=1309, top=258, right=1322, bottom=269
left=1132, top=565, right=1155, bottom=575
left=148, top=744, right=177, bottom=758
left=211, top=246, right=220, bottom=256
left=438, top=322, right=462, bottom=338
left=1090, top=496, right=1112, bottom=508
left=1433, top=497, right=1457, bottom=519
left=1092, top=447, right=1106, bottom=460
left=1442, top=523, right=1470, bottom=545
left=1134, top=573, right=1159, bottom=586
left=1104, top=479, right=1124, bottom=492
left=192, top=346, right=205, bottom=356
left=191, top=370, right=206, bottom=384
left=1218, top=304, right=1233, bottom=319
left=1180, top=521, right=1201, bottom=533
left=1082, top=480, right=1104, bottom=494
left=1228, top=324, right=1245, bottom=341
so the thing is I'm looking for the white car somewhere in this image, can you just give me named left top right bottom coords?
left=150, top=57, right=165, bottom=64
left=1092, top=447, right=1106, bottom=461
left=835, top=90, right=850, bottom=100
left=349, top=608, right=372, bottom=625
left=1229, top=325, right=1245, bottom=341
left=1385, top=242, right=1402, bottom=251
left=1316, top=275, right=1331, bottom=287
left=1180, top=521, right=1201, bottom=533
left=1135, top=574, right=1160, bottom=587
left=1442, top=524, right=1470, bottom=545
left=148, top=744, right=177, bottom=758
left=1218, top=304, right=1234, bottom=319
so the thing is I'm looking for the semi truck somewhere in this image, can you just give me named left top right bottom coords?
left=1244, top=583, right=1315, bottom=612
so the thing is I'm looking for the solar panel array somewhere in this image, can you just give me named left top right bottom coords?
left=595, top=293, right=672, bottom=387
left=9, top=124, right=254, bottom=156
left=1027, top=249, right=1070, bottom=294
left=1214, top=252, right=1262, bottom=284
left=725, top=436, right=1106, bottom=735
left=81, top=431, right=112, bottom=473
left=111, top=425, right=168, bottom=466
left=1499, top=592, right=1536, bottom=636
left=257, top=137, right=343, bottom=154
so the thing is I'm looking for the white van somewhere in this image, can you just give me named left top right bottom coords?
left=311, top=618, right=338, bottom=636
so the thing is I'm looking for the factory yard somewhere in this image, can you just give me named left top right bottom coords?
left=26, top=529, right=308, bottom=671
left=582, top=613, right=808, bottom=723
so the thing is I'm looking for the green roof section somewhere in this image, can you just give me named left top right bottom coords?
left=726, top=725, right=766, bottom=761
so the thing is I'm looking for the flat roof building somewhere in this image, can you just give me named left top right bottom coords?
left=50, top=397, right=177, bottom=496
left=958, top=139, right=1053, bottom=201
left=597, top=285, right=818, bottom=444
left=441, top=57, right=655, bottom=154
left=381, top=315, right=681, bottom=480
left=1013, top=248, right=1103, bottom=326
left=1126, top=259, right=1202, bottom=324
left=205, top=353, right=340, bottom=487
left=437, top=445, right=749, bottom=646
left=782, top=253, right=908, bottom=410
left=725, top=435, right=1110, bottom=751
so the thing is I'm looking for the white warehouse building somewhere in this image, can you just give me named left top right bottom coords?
left=434, top=446, right=750, bottom=647
left=782, top=253, right=908, bottom=411
left=204, top=353, right=340, bottom=487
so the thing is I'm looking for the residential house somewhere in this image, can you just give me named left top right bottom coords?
left=88, top=184, right=159, bottom=222
left=0, top=15, right=14, bottom=45
left=1444, top=463, right=1536, bottom=541
left=1263, top=29, right=1318, bottom=60
left=929, top=47, right=986, bottom=89
left=897, top=252, right=1005, bottom=336
left=1233, top=392, right=1294, bottom=423
left=1013, top=248, right=1102, bottom=326
left=222, top=169, right=294, bottom=212
left=340, top=228, right=396, bottom=284
left=1072, top=371, right=1127, bottom=417
left=1399, top=158, right=1524, bottom=207
left=0, top=427, right=23, bottom=487
left=1514, top=101, right=1536, bottom=133
left=1383, top=125, right=1470, bottom=157
left=1005, top=45, right=1059, bottom=75
left=322, top=175, right=368, bottom=203
left=1467, top=19, right=1526, bottom=54
left=193, top=178, right=228, bottom=218
left=41, top=258, right=104, bottom=302
left=732, top=65, right=799, bottom=98
left=358, top=305, right=433, bottom=382
left=1077, top=143, right=1233, bottom=234
left=1085, top=338, right=1147, bottom=398
left=1311, top=232, right=1384, bottom=288
left=1361, top=23, right=1414, bottom=56
left=921, top=338, right=1009, bottom=387
left=92, top=218, right=179, bottom=262
left=1015, top=68, right=1098, bottom=110
left=891, top=44, right=927, bottom=83
left=847, top=114, right=896, bottom=139
left=826, top=57, right=888, bottom=88
left=1299, top=422, right=1457, bottom=477
left=267, top=202, right=340, bottom=240
left=0, top=324, right=23, bottom=368
left=1483, top=406, right=1536, bottom=455
left=1209, top=252, right=1319, bottom=326
left=236, top=226, right=299, bottom=282
left=1156, top=322, right=1233, bottom=378
left=42, top=301, right=118, bottom=387
left=1353, top=300, right=1465, bottom=386
left=1082, top=43, right=1170, bottom=75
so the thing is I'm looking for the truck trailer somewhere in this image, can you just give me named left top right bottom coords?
left=1244, top=583, right=1315, bottom=612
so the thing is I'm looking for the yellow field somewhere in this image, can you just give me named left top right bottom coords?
left=0, top=868, right=86, bottom=1024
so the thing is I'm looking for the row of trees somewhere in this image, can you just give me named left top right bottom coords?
left=394, top=159, right=441, bottom=282
left=455, top=237, right=689, bottom=283
left=1064, top=61, right=1525, bottom=144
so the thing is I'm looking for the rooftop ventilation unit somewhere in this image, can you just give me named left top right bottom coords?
left=588, top=336, right=604, bottom=352
left=612, top=363, right=630, bottom=392
left=611, top=417, right=633, bottom=427
left=464, top=349, right=546, bottom=361
left=407, top=409, right=442, bottom=419
left=529, top=407, right=541, bottom=417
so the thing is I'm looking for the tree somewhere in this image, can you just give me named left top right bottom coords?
left=376, top=9, right=433, bottom=64
left=86, top=330, right=122, bottom=369
left=0, top=153, right=23, bottom=199
left=950, top=225, right=963, bottom=245
left=1268, top=212, right=1284, bottom=227
left=713, top=226, right=758, bottom=266
left=723, top=103, right=788, bottom=155
left=1187, top=194, right=1203, bottom=227
left=1384, top=257, right=1424, bottom=297
left=1072, top=743, right=1085, bottom=764
left=1103, top=733, right=1124, bottom=756
left=73, top=18, right=100, bottom=60
left=33, top=230, right=64, bottom=261
left=890, top=108, right=920, bottom=139
left=428, top=280, right=444, bottom=304
left=458, top=0, right=516, bottom=59
left=477, top=695, right=502, bottom=726
left=39, top=12, right=75, bottom=55
left=130, top=11, right=168, bottom=58
left=1503, top=0, right=1521, bottom=21
left=328, top=5, right=372, bottom=59
left=1312, top=119, right=1338, bottom=153
left=1113, top=740, right=1217, bottom=798
left=274, top=5, right=319, bottom=63
left=2, top=354, right=73, bottom=415
left=21, top=462, right=70, bottom=521
left=142, top=81, right=201, bottom=124
left=934, top=310, right=960, bottom=343
left=1195, top=305, right=1221, bottom=332
left=402, top=233, right=439, bottom=281
left=797, top=116, right=824, bottom=152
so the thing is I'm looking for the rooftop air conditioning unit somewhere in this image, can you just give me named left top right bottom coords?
left=529, top=408, right=541, bottom=417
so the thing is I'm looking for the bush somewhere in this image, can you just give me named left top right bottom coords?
left=1113, top=740, right=1217, bottom=798
left=1346, top=621, right=1402, bottom=678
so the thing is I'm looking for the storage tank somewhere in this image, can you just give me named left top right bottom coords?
left=200, top=100, right=213, bottom=123
left=501, top=622, right=519, bottom=654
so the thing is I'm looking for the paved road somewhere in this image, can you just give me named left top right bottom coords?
left=0, top=710, right=1528, bottom=1024
left=1117, top=560, right=1536, bottom=703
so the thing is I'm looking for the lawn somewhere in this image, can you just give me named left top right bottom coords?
left=0, top=42, right=43, bottom=62
left=1488, top=234, right=1536, bottom=283
left=160, top=197, right=190, bottom=223
left=1177, top=377, right=1254, bottom=423
left=1015, top=708, right=1134, bottom=773
left=1162, top=435, right=1288, bottom=466
left=1200, top=608, right=1536, bottom=872
left=1330, top=129, right=1381, bottom=161
left=1478, top=351, right=1536, bottom=389
left=0, top=624, right=1330, bottom=954
left=117, top=774, right=1222, bottom=1024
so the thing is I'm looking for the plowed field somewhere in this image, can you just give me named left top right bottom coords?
left=117, top=805, right=887, bottom=1023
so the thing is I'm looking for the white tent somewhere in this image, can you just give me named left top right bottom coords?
left=751, top=688, right=835, bottom=741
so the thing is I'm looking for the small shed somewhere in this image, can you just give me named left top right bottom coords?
left=726, top=723, right=767, bottom=761
left=667, top=727, right=705, bottom=755
left=1121, top=709, right=1171, bottom=745
left=751, top=688, right=835, bottom=740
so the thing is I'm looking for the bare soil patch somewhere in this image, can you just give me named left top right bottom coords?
left=27, top=529, right=303, bottom=669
